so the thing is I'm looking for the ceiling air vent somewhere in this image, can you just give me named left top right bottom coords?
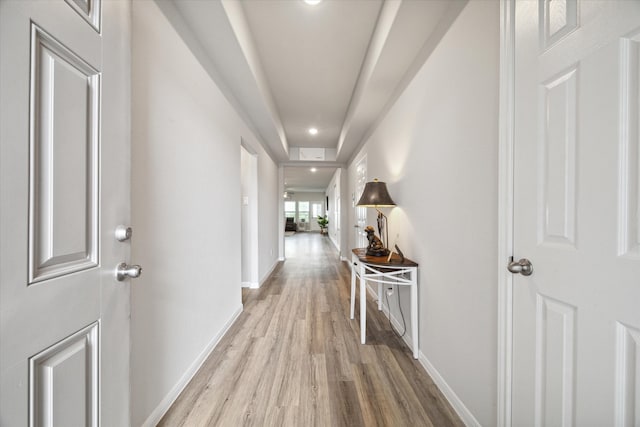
left=299, top=148, right=325, bottom=161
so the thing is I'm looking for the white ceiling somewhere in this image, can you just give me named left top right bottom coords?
left=159, top=0, right=466, bottom=186
left=284, top=166, right=336, bottom=193
left=241, top=0, right=383, bottom=150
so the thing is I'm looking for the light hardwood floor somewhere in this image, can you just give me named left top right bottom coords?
left=159, top=233, right=464, bottom=426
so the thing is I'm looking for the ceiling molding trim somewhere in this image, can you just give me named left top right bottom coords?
left=221, top=0, right=289, bottom=156
left=285, top=187, right=330, bottom=193
left=281, top=161, right=346, bottom=169
left=155, top=0, right=281, bottom=163
left=346, top=0, right=469, bottom=166
left=336, top=0, right=402, bottom=157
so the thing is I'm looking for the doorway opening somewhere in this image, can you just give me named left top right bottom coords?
left=283, top=166, right=337, bottom=256
left=240, top=144, right=259, bottom=288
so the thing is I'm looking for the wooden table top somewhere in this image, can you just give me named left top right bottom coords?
left=352, top=248, right=418, bottom=267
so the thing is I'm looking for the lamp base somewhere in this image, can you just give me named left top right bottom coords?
left=366, top=248, right=390, bottom=257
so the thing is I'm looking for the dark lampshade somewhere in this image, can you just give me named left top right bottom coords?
left=356, top=179, right=396, bottom=207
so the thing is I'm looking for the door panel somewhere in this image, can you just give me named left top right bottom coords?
left=29, top=23, right=100, bottom=283
left=615, top=322, right=640, bottom=426
left=538, top=65, right=577, bottom=248
left=0, top=1, right=131, bottom=425
left=30, top=322, right=99, bottom=426
left=512, top=1, right=640, bottom=426
left=534, top=295, right=576, bottom=427
left=65, top=0, right=101, bottom=31
left=618, top=34, right=640, bottom=258
left=540, top=0, right=578, bottom=50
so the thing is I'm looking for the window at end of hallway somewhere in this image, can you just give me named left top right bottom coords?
left=298, top=201, right=309, bottom=223
left=284, top=201, right=296, bottom=219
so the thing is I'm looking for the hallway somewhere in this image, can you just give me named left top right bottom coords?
left=159, top=233, right=463, bottom=426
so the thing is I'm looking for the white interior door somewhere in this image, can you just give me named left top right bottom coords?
left=0, top=1, right=132, bottom=425
left=511, top=1, right=640, bottom=425
left=355, top=156, right=367, bottom=248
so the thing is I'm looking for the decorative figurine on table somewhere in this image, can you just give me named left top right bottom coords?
left=364, top=225, right=389, bottom=257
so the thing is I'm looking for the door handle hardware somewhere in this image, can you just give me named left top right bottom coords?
left=116, top=263, right=142, bottom=281
left=507, top=258, right=533, bottom=276
left=115, top=225, right=132, bottom=242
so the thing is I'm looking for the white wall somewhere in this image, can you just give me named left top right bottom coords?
left=255, top=142, right=279, bottom=284
left=241, top=139, right=278, bottom=288
left=346, top=2, right=499, bottom=425
left=131, top=1, right=278, bottom=424
left=278, top=167, right=285, bottom=260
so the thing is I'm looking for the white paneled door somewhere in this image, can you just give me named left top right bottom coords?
left=511, top=1, right=640, bottom=425
left=0, top=1, right=131, bottom=425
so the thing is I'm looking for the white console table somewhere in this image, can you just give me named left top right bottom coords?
left=350, top=248, right=419, bottom=359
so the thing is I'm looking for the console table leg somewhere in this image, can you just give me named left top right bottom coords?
left=360, top=276, right=366, bottom=345
left=411, top=275, right=419, bottom=359
left=350, top=265, right=356, bottom=320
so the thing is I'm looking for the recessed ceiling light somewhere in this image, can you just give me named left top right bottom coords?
left=310, top=168, right=317, bottom=172
left=304, top=0, right=322, bottom=5
left=308, top=127, right=318, bottom=135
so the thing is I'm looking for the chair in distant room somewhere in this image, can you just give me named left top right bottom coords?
left=285, top=217, right=297, bottom=232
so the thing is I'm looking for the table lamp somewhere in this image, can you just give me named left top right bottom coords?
left=356, top=179, right=396, bottom=251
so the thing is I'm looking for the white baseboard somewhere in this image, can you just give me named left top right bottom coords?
left=141, top=305, right=244, bottom=427
left=373, top=286, right=480, bottom=427
left=366, top=284, right=415, bottom=351
left=329, top=235, right=340, bottom=251
left=259, top=258, right=280, bottom=287
left=418, top=352, right=481, bottom=427
left=241, top=259, right=280, bottom=289
left=381, top=298, right=415, bottom=351
left=241, top=281, right=258, bottom=288
left=278, top=257, right=285, bottom=261
left=365, top=282, right=379, bottom=300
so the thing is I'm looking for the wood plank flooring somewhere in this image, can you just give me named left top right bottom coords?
left=158, top=233, right=464, bottom=427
